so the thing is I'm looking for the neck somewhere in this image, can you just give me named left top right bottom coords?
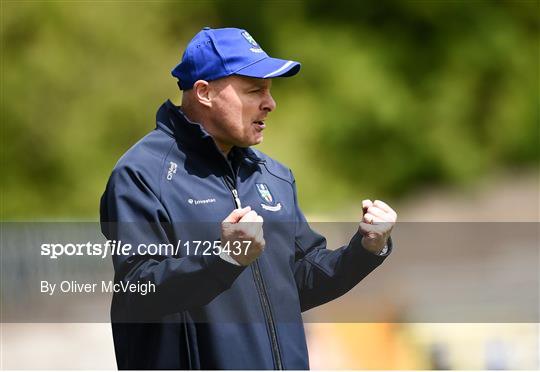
left=180, top=104, right=232, bottom=155
left=214, top=141, right=233, bottom=155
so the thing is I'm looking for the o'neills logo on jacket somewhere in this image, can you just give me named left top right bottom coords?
left=166, top=162, right=177, bottom=180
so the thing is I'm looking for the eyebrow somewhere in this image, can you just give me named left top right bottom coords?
left=249, top=80, right=270, bottom=89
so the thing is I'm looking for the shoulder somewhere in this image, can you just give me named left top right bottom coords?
left=250, top=148, right=294, bottom=185
left=108, top=129, right=176, bottom=193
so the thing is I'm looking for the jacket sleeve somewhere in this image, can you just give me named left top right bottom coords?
left=100, top=165, right=245, bottom=319
left=290, top=173, right=391, bottom=312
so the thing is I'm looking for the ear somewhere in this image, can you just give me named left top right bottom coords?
left=193, top=80, right=212, bottom=108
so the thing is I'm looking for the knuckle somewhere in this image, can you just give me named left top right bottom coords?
left=368, top=206, right=380, bottom=214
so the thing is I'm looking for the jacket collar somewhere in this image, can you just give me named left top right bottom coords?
left=156, top=100, right=264, bottom=164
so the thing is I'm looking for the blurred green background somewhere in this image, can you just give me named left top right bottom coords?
left=2, top=0, right=538, bottom=219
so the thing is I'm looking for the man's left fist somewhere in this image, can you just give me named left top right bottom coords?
left=358, top=199, right=397, bottom=255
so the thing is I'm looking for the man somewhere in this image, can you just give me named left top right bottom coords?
left=100, top=27, right=397, bottom=370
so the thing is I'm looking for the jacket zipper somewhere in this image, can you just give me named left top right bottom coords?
left=252, top=261, right=283, bottom=370
left=231, top=188, right=242, bottom=209
left=223, top=169, right=283, bottom=370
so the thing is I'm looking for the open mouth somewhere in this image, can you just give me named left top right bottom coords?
left=253, top=120, right=266, bottom=129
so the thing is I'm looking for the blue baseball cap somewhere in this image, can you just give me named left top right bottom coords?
left=172, top=27, right=301, bottom=90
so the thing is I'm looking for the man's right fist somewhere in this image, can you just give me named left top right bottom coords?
left=221, top=206, right=265, bottom=266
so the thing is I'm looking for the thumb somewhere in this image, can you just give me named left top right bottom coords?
left=223, top=206, right=251, bottom=223
left=362, top=199, right=373, bottom=214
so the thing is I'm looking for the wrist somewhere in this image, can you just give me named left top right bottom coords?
left=361, top=236, right=389, bottom=256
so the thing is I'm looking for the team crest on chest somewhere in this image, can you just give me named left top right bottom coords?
left=256, top=183, right=274, bottom=204
left=255, top=183, right=282, bottom=212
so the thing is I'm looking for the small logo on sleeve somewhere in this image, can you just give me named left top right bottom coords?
left=166, top=162, right=177, bottom=181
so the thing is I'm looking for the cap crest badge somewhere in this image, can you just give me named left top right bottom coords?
left=241, top=31, right=258, bottom=46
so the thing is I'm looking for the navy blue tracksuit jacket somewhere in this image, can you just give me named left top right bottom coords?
left=100, top=100, right=390, bottom=370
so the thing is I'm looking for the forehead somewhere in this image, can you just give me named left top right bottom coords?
left=225, top=75, right=272, bottom=89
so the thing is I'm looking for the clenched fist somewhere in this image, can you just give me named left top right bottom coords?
left=221, top=206, right=265, bottom=266
left=359, top=199, right=397, bottom=255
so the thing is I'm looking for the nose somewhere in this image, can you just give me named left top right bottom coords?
left=260, top=91, right=276, bottom=113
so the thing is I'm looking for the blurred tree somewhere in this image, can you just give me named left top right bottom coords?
left=1, top=0, right=538, bottom=218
